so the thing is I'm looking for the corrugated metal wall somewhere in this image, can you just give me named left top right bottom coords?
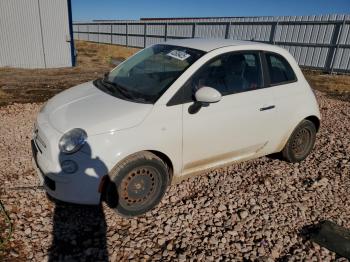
left=0, top=0, right=74, bottom=69
left=73, top=14, right=350, bottom=73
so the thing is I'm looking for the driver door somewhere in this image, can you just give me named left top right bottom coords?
left=181, top=51, right=276, bottom=175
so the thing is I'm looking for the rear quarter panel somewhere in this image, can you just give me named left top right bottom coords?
left=268, top=50, right=321, bottom=152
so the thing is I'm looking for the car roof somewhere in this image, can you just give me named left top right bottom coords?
left=162, top=38, right=270, bottom=52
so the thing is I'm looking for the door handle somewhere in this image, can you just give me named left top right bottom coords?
left=260, top=105, right=275, bottom=111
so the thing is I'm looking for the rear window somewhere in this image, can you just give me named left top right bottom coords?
left=266, top=53, right=296, bottom=85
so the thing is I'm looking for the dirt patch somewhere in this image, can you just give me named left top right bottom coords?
left=304, top=70, right=350, bottom=102
left=0, top=41, right=139, bottom=107
left=0, top=41, right=349, bottom=106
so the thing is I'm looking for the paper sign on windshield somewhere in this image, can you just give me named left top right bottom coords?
left=167, top=50, right=191, bottom=61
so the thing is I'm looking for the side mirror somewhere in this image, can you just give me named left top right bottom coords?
left=195, top=86, right=222, bottom=103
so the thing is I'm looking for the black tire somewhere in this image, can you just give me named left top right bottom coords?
left=105, top=152, right=170, bottom=217
left=282, top=119, right=316, bottom=163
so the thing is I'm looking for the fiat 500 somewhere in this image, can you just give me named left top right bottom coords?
left=32, top=39, right=320, bottom=217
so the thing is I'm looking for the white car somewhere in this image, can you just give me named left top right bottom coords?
left=32, top=39, right=320, bottom=217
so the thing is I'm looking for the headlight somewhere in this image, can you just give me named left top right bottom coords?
left=59, top=128, right=87, bottom=154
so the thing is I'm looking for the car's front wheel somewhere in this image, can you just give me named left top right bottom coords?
left=105, top=152, right=170, bottom=217
left=282, top=119, right=316, bottom=163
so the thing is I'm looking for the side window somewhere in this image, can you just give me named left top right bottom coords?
left=190, top=52, right=263, bottom=96
left=265, top=53, right=296, bottom=85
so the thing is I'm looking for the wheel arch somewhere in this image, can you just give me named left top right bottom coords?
left=100, top=149, right=174, bottom=202
left=148, top=150, right=174, bottom=181
left=108, top=149, right=174, bottom=181
left=276, top=115, right=320, bottom=153
left=305, top=115, right=320, bottom=132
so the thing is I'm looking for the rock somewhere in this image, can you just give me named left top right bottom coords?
left=228, top=231, right=238, bottom=237
left=249, top=198, right=256, bottom=206
left=263, top=214, right=269, bottom=220
left=218, top=204, right=226, bottom=211
left=178, top=254, right=186, bottom=261
left=239, top=210, right=249, bottom=219
left=271, top=248, right=280, bottom=258
left=166, top=242, right=173, bottom=251
left=157, top=238, right=166, bottom=246
left=10, top=250, right=19, bottom=257
left=312, top=177, right=329, bottom=189
left=215, top=212, right=222, bottom=218
left=264, top=179, right=271, bottom=188
left=209, top=236, right=218, bottom=245
left=258, top=246, right=265, bottom=255
left=24, top=228, right=32, bottom=236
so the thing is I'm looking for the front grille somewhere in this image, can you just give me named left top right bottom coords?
left=35, top=133, right=46, bottom=149
left=33, top=126, right=48, bottom=153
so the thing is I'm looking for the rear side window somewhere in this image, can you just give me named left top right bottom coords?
left=190, top=52, right=263, bottom=96
left=167, top=52, right=264, bottom=106
left=265, top=53, right=296, bottom=85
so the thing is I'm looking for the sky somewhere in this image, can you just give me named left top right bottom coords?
left=72, top=0, right=350, bottom=21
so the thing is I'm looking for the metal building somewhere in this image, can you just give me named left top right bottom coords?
left=0, top=0, right=75, bottom=69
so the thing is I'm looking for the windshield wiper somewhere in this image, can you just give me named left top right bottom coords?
left=101, top=77, right=135, bottom=100
left=102, top=77, right=154, bottom=103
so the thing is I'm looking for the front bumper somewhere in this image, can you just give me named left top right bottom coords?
left=31, top=140, right=55, bottom=189
left=31, top=139, right=104, bottom=205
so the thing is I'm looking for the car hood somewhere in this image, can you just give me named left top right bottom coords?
left=44, top=81, right=153, bottom=135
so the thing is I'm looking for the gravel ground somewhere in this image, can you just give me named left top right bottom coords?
left=0, top=91, right=350, bottom=261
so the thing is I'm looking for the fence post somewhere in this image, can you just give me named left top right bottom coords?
left=269, top=21, right=278, bottom=44
left=225, top=22, right=231, bottom=39
left=325, top=20, right=343, bottom=73
left=192, top=23, right=196, bottom=38
left=110, top=24, right=113, bottom=44
left=126, top=23, right=129, bottom=47
left=144, top=23, right=147, bottom=48
left=329, top=17, right=346, bottom=74
left=164, top=23, right=168, bottom=41
left=87, top=24, right=90, bottom=41
left=97, top=24, right=100, bottom=43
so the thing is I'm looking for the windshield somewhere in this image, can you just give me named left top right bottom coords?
left=103, top=44, right=205, bottom=103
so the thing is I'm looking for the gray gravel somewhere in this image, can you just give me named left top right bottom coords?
left=0, top=91, right=350, bottom=261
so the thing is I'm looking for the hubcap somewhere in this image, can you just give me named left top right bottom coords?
left=119, top=166, right=158, bottom=208
left=291, top=127, right=311, bottom=157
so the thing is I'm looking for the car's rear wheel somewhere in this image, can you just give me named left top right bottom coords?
left=105, top=152, right=170, bottom=217
left=282, top=120, right=316, bottom=163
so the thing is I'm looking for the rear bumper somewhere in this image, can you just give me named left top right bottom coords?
left=31, top=139, right=104, bottom=205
